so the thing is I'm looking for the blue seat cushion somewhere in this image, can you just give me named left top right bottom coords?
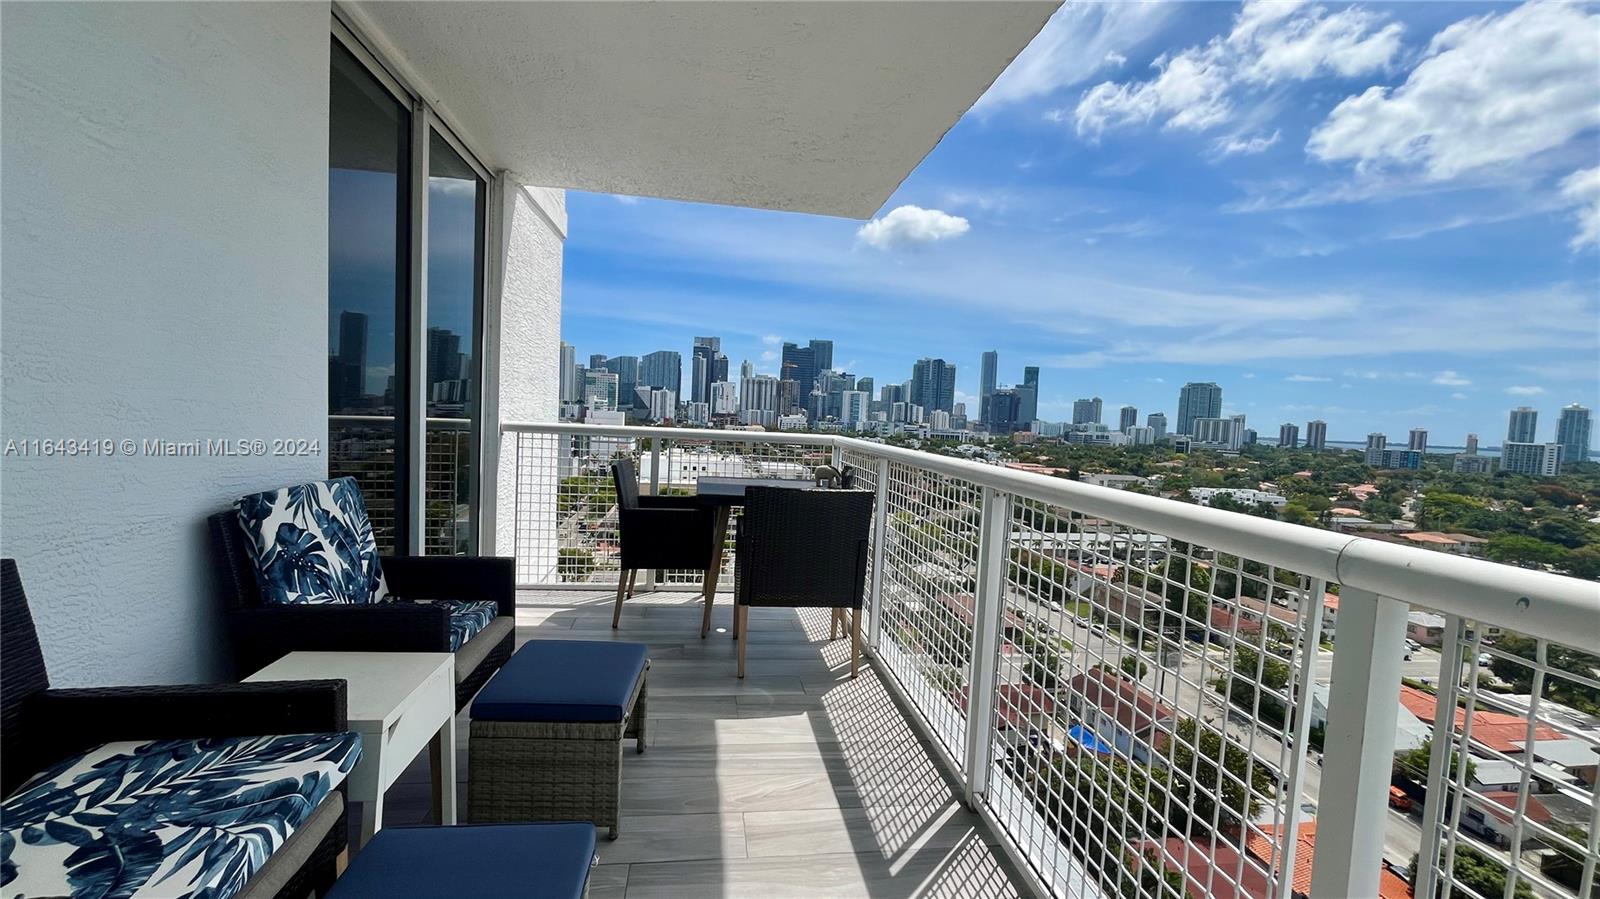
left=234, top=477, right=389, bottom=606
left=2, top=732, right=361, bottom=899
left=472, top=640, right=648, bottom=723
left=326, top=823, right=596, bottom=899
left=400, top=599, right=497, bottom=652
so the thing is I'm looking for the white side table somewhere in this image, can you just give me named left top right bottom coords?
left=246, top=651, right=456, bottom=847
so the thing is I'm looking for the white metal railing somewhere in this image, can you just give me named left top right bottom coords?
left=503, top=421, right=1600, bottom=899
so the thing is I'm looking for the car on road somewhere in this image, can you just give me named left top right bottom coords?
left=1388, top=786, right=1413, bottom=811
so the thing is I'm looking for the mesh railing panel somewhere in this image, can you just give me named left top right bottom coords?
left=867, top=456, right=985, bottom=765
left=509, top=429, right=640, bottom=585
left=976, top=496, right=1321, bottom=899
left=1415, top=620, right=1599, bottom=899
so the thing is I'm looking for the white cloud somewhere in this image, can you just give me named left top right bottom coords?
left=1286, top=373, right=1332, bottom=382
left=1451, top=392, right=1468, bottom=400
left=1559, top=167, right=1600, bottom=250
left=1214, top=130, right=1282, bottom=158
left=1075, top=1, right=1401, bottom=138
left=1505, top=385, right=1547, bottom=396
left=1308, top=3, right=1600, bottom=180
left=977, top=3, right=1176, bottom=110
left=1431, top=370, right=1472, bottom=386
left=761, top=334, right=782, bottom=346
left=856, top=205, right=970, bottom=250
left=1242, top=373, right=1256, bottom=379
left=613, top=195, right=641, bottom=205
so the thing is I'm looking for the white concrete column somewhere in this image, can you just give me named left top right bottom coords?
left=1310, top=587, right=1407, bottom=899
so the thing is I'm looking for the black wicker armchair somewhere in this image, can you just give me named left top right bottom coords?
left=609, top=458, right=718, bottom=631
left=734, top=487, right=874, bottom=679
left=208, top=511, right=516, bottom=711
left=1, top=559, right=351, bottom=899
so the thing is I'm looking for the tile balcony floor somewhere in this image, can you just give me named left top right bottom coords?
left=360, top=589, right=1030, bottom=898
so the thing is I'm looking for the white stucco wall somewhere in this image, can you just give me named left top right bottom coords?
left=491, top=182, right=565, bottom=564
left=1, top=3, right=331, bottom=685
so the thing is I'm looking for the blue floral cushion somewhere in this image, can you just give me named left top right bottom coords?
left=235, top=477, right=389, bottom=605
left=2, top=732, right=361, bottom=899
left=405, top=599, right=498, bottom=651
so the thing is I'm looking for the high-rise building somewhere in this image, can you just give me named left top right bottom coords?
left=710, top=380, right=739, bottom=415
left=331, top=310, right=369, bottom=410
left=1177, top=382, right=1223, bottom=435
left=739, top=374, right=779, bottom=427
left=1119, top=405, right=1138, bottom=433
left=1278, top=423, right=1299, bottom=448
left=647, top=388, right=676, bottom=423
left=1072, top=397, right=1102, bottom=425
left=1556, top=404, right=1591, bottom=468
left=692, top=337, right=724, bottom=405
left=1364, top=433, right=1388, bottom=466
left=1501, top=442, right=1562, bottom=477
left=841, top=390, right=869, bottom=427
left=740, top=359, right=754, bottom=380
left=1408, top=428, right=1429, bottom=453
left=1192, top=417, right=1241, bottom=451
left=588, top=354, right=607, bottom=370
left=1507, top=406, right=1538, bottom=443
left=1021, top=366, right=1040, bottom=425
left=986, top=388, right=1021, bottom=434
left=641, top=350, right=682, bottom=396
left=979, top=351, right=998, bottom=424
left=929, top=409, right=952, bottom=430
left=583, top=369, right=619, bottom=411
left=602, top=355, right=639, bottom=402
left=855, top=377, right=874, bottom=399
left=780, top=343, right=818, bottom=416
left=910, top=358, right=957, bottom=414
left=808, top=339, right=833, bottom=372
left=1465, top=433, right=1479, bottom=456
left=880, top=383, right=906, bottom=406
left=1306, top=420, right=1328, bottom=452
left=1147, top=412, right=1167, bottom=442
left=1127, top=426, right=1157, bottom=445
left=558, top=341, right=578, bottom=404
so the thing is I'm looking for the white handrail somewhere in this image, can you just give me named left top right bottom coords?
left=500, top=420, right=1599, bottom=648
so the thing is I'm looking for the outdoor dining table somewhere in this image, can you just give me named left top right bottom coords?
left=692, top=476, right=817, bottom=637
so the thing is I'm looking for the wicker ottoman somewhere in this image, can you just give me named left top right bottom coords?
left=467, top=640, right=649, bottom=840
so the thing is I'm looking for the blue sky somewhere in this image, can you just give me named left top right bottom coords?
left=562, top=0, right=1599, bottom=445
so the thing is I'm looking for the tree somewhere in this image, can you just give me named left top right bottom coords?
left=1489, top=632, right=1600, bottom=716
left=1216, top=647, right=1291, bottom=727
left=557, top=547, right=595, bottom=580
left=1166, top=717, right=1274, bottom=833
left=1393, top=739, right=1475, bottom=786
left=1410, top=846, right=1534, bottom=899
left=1121, top=653, right=1149, bottom=680
left=1484, top=534, right=1567, bottom=568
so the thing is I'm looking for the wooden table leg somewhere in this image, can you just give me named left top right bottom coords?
left=702, top=506, right=730, bottom=638
left=737, top=605, right=748, bottom=678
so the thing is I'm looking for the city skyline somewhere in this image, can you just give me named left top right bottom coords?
left=561, top=0, right=1598, bottom=443
left=560, top=333, right=1593, bottom=454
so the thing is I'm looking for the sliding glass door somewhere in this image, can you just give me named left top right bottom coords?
left=328, top=27, right=488, bottom=555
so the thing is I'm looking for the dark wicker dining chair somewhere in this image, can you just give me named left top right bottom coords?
left=610, top=458, right=718, bottom=630
left=734, top=487, right=874, bottom=679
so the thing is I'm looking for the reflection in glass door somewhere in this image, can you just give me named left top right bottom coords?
left=424, top=131, right=485, bottom=554
left=328, top=39, right=409, bottom=554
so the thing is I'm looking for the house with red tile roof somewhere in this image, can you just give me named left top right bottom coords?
left=1398, top=684, right=1561, bottom=753
left=1142, top=822, right=1411, bottom=899
left=1067, top=667, right=1175, bottom=764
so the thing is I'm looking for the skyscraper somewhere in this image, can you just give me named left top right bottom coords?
left=1507, top=406, right=1538, bottom=443
left=986, top=388, right=1021, bottom=434
left=808, top=339, right=833, bottom=372
left=910, top=358, right=957, bottom=414
left=1119, top=405, right=1138, bottom=433
left=589, top=354, right=608, bottom=370
left=1279, top=423, right=1299, bottom=448
left=1364, top=433, right=1388, bottom=466
left=1193, top=417, right=1242, bottom=451
left=331, top=310, right=368, bottom=410
left=602, top=355, right=639, bottom=404
left=559, top=341, right=577, bottom=403
left=690, top=355, right=707, bottom=404
left=740, top=359, right=754, bottom=380
left=1408, top=428, right=1429, bottom=453
left=640, top=350, right=682, bottom=396
left=692, top=337, right=724, bottom=406
left=780, top=342, right=817, bottom=416
left=1072, top=397, right=1103, bottom=425
left=1147, top=412, right=1167, bottom=442
left=1556, top=404, right=1591, bottom=467
left=1176, top=382, right=1223, bottom=435
left=855, top=377, right=874, bottom=399
left=1305, top=420, right=1328, bottom=452
left=979, top=351, right=998, bottom=424
left=1021, top=366, right=1040, bottom=426
left=1464, top=433, right=1479, bottom=455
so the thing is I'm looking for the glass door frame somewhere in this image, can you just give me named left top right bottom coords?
left=333, top=10, right=496, bottom=555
